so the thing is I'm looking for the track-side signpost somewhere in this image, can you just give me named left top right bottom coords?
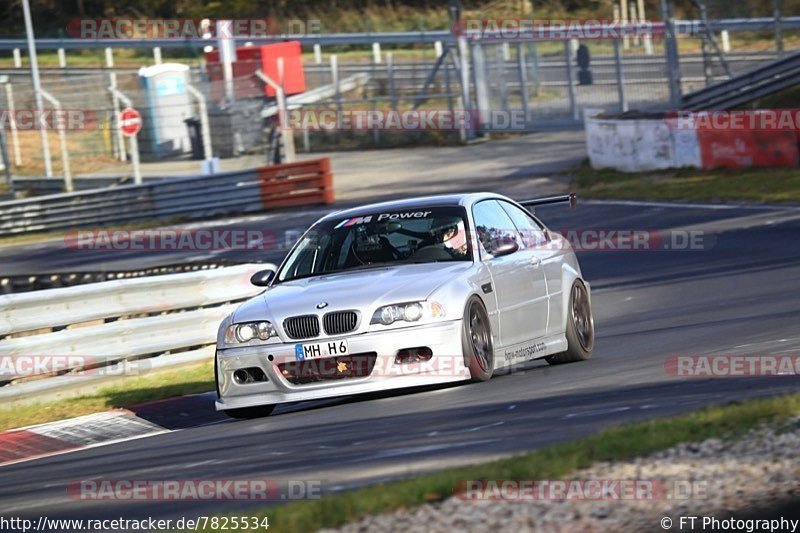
left=117, top=106, right=142, bottom=184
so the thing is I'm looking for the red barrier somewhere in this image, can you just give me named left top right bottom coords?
left=257, top=158, right=334, bottom=209
left=697, top=110, right=799, bottom=170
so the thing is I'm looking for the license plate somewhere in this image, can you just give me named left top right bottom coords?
left=295, top=339, right=349, bottom=361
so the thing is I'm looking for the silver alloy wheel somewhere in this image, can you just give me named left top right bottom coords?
left=571, top=281, right=595, bottom=352
left=469, top=302, right=492, bottom=371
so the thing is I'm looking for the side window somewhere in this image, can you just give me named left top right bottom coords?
left=499, top=201, right=547, bottom=250
left=472, top=200, right=520, bottom=259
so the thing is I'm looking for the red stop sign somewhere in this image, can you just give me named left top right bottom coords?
left=119, top=107, right=141, bottom=137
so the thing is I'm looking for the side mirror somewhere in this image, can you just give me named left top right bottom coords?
left=489, top=240, right=519, bottom=258
left=250, top=269, right=275, bottom=287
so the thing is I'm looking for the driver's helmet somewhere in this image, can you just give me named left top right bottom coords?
left=440, top=220, right=467, bottom=252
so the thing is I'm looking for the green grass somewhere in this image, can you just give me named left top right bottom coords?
left=217, top=393, right=800, bottom=532
left=0, top=361, right=213, bottom=432
left=574, top=162, right=800, bottom=203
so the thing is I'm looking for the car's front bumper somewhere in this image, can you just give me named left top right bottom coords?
left=215, top=319, right=468, bottom=410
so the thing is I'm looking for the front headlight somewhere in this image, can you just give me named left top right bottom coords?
left=370, top=301, right=446, bottom=326
left=223, top=321, right=277, bottom=346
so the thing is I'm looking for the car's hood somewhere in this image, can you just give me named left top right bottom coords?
left=232, top=262, right=472, bottom=323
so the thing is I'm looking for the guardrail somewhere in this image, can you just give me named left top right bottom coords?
left=681, top=50, right=800, bottom=109
left=0, top=261, right=242, bottom=295
left=0, top=262, right=271, bottom=397
left=0, top=158, right=334, bottom=237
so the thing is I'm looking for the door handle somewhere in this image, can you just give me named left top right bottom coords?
left=530, top=257, right=542, bottom=268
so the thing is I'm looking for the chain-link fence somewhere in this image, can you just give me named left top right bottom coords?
left=0, top=18, right=797, bottom=188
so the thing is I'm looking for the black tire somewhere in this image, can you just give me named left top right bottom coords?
left=462, top=296, right=494, bottom=381
left=546, top=280, right=594, bottom=365
left=224, top=405, right=276, bottom=419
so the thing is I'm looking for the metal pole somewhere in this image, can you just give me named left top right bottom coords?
left=129, top=135, right=142, bottom=184
left=186, top=83, right=213, bottom=160
left=22, top=0, right=53, bottom=177
left=699, top=2, right=713, bottom=86
left=457, top=34, right=472, bottom=132
left=563, top=41, right=579, bottom=122
left=661, top=0, right=682, bottom=109
left=4, top=82, right=21, bottom=166
left=613, top=39, right=628, bottom=112
left=106, top=47, right=126, bottom=161
left=387, top=52, right=398, bottom=111
left=0, top=130, right=13, bottom=196
left=109, top=87, right=141, bottom=184
left=331, top=54, right=342, bottom=116
left=254, top=68, right=295, bottom=163
left=472, top=43, right=490, bottom=130
left=517, top=43, right=530, bottom=123
left=40, top=89, right=71, bottom=192
left=620, top=0, right=630, bottom=49
left=0, top=80, right=14, bottom=195
left=495, top=45, right=508, bottom=113
left=773, top=0, right=784, bottom=56
left=276, top=58, right=295, bottom=163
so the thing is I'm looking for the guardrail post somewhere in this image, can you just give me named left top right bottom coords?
left=721, top=30, right=731, bottom=52
left=57, top=48, right=66, bottom=68
left=39, top=89, right=72, bottom=192
left=153, top=47, right=162, bottom=65
left=372, top=42, right=382, bottom=64
left=185, top=83, right=213, bottom=160
left=313, top=44, right=322, bottom=64
left=2, top=80, right=21, bottom=166
left=12, top=49, right=21, bottom=68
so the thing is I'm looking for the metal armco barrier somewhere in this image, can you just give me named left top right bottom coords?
left=258, top=158, right=334, bottom=208
left=0, top=158, right=333, bottom=237
left=0, top=263, right=271, bottom=389
left=681, top=50, right=800, bottom=110
left=0, top=261, right=242, bottom=295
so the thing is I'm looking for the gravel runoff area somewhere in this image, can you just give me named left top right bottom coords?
left=326, top=417, right=800, bottom=532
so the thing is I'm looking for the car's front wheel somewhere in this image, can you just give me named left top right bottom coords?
left=546, top=279, right=594, bottom=365
left=462, top=296, right=494, bottom=381
left=224, top=405, right=276, bottom=419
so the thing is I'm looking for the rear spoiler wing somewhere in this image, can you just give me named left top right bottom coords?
left=519, top=193, right=577, bottom=209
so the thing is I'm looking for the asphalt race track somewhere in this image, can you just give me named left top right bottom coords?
left=2, top=199, right=800, bottom=522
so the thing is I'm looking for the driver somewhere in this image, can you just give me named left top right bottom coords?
left=438, top=221, right=468, bottom=258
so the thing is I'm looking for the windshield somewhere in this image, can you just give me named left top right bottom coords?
left=276, top=206, right=472, bottom=282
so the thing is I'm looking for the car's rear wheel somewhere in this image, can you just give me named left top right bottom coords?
left=546, top=280, right=594, bottom=365
left=462, top=296, right=494, bottom=381
left=224, top=405, right=276, bottom=419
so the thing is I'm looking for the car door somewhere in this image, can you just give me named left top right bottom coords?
left=499, top=201, right=564, bottom=337
left=472, top=200, right=548, bottom=348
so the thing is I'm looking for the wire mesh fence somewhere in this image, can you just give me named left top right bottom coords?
left=0, top=21, right=796, bottom=186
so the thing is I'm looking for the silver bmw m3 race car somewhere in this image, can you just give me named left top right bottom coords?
left=215, top=192, right=594, bottom=418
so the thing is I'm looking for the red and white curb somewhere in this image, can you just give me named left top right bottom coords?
left=0, top=410, right=167, bottom=467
